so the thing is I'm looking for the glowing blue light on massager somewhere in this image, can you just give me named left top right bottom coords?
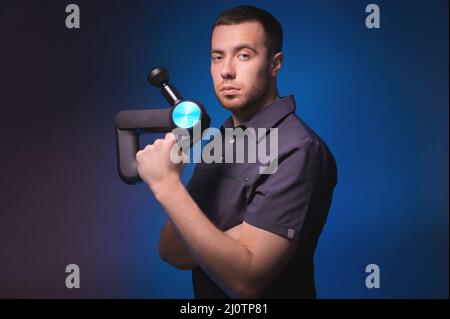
left=172, top=101, right=201, bottom=129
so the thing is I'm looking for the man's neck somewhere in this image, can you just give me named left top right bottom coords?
left=232, top=89, right=280, bottom=127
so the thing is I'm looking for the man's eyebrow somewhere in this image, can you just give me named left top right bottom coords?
left=234, top=44, right=258, bottom=53
left=211, top=44, right=258, bottom=55
left=211, top=48, right=224, bottom=54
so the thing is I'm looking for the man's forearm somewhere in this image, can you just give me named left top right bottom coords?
left=159, top=219, right=197, bottom=270
left=159, top=218, right=243, bottom=270
left=153, top=179, right=259, bottom=298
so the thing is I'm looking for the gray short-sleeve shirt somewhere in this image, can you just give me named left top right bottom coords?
left=187, top=95, right=337, bottom=298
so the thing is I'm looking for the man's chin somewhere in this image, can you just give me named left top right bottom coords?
left=218, top=95, right=246, bottom=110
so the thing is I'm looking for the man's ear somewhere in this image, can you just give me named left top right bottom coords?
left=271, top=52, right=283, bottom=77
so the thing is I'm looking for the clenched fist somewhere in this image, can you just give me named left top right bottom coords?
left=136, top=132, right=186, bottom=194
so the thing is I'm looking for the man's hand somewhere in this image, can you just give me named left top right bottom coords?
left=136, top=132, right=186, bottom=195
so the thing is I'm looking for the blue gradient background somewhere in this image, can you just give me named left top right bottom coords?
left=0, top=0, right=448, bottom=298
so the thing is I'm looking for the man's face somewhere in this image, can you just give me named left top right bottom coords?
left=211, top=22, right=272, bottom=111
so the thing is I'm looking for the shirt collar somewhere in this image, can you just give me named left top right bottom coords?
left=220, top=95, right=296, bottom=132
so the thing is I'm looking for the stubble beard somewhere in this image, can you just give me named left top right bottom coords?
left=215, top=67, right=272, bottom=114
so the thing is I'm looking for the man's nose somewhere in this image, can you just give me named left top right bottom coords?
left=220, top=58, right=236, bottom=80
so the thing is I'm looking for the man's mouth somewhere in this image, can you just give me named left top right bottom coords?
left=220, top=86, right=240, bottom=95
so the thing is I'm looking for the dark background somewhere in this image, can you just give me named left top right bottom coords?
left=0, top=0, right=448, bottom=298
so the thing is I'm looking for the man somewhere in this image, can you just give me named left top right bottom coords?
left=136, top=6, right=337, bottom=298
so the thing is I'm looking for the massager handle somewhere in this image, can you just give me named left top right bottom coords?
left=115, top=108, right=174, bottom=185
left=115, top=108, right=173, bottom=131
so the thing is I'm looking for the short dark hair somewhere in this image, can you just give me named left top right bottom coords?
left=212, top=5, right=283, bottom=55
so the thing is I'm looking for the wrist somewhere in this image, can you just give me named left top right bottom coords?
left=151, top=175, right=182, bottom=201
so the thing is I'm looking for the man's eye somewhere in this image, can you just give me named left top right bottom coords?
left=212, top=56, right=223, bottom=62
left=238, top=54, right=251, bottom=60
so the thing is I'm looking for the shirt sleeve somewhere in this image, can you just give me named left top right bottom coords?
left=243, top=138, right=321, bottom=240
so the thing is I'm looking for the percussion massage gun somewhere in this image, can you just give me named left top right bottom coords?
left=115, top=67, right=211, bottom=185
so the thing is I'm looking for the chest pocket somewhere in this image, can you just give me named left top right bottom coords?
left=187, top=165, right=250, bottom=231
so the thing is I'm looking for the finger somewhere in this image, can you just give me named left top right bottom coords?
left=165, top=132, right=176, bottom=142
left=145, top=144, right=154, bottom=151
